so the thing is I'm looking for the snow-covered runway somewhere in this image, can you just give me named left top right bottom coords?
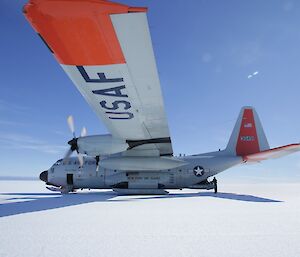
left=0, top=181, right=299, bottom=257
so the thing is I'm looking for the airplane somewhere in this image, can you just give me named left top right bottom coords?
left=24, top=0, right=300, bottom=194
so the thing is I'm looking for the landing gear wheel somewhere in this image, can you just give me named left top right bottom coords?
left=213, top=177, right=217, bottom=194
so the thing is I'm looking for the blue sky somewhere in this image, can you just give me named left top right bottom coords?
left=0, top=0, right=300, bottom=181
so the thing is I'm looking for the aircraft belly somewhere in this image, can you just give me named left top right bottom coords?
left=128, top=179, right=158, bottom=189
left=104, top=171, right=171, bottom=189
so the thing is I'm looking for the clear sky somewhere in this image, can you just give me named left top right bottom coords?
left=0, top=0, right=300, bottom=181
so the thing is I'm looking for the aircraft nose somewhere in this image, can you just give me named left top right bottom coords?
left=39, top=170, right=48, bottom=183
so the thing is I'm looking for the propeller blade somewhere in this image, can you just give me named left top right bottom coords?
left=96, top=156, right=100, bottom=171
left=65, top=116, right=87, bottom=167
left=78, top=153, right=84, bottom=167
left=67, top=115, right=75, bottom=137
left=63, top=148, right=73, bottom=163
left=81, top=127, right=87, bottom=137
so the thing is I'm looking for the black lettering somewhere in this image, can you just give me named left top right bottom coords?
left=106, top=111, right=134, bottom=120
left=77, top=66, right=123, bottom=83
left=93, top=86, right=128, bottom=97
left=100, top=100, right=131, bottom=110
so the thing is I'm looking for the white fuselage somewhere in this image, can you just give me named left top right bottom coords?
left=44, top=151, right=242, bottom=190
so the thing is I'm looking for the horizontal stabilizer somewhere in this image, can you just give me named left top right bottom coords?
left=244, top=143, right=300, bottom=162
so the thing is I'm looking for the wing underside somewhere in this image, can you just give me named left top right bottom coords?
left=24, top=0, right=173, bottom=156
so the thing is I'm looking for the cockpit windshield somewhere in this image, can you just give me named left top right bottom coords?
left=54, top=159, right=63, bottom=166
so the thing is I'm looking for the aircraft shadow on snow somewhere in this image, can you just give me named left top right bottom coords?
left=0, top=191, right=282, bottom=218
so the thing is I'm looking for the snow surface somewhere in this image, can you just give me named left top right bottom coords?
left=0, top=181, right=300, bottom=257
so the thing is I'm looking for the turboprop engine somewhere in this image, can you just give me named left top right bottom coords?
left=74, top=134, right=129, bottom=156
left=63, top=116, right=129, bottom=165
left=62, top=115, right=187, bottom=171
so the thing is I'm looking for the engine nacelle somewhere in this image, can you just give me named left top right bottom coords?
left=77, top=134, right=128, bottom=156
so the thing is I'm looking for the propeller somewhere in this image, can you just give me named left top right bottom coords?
left=96, top=155, right=100, bottom=171
left=81, top=127, right=87, bottom=137
left=63, top=115, right=87, bottom=167
left=67, top=115, right=75, bottom=138
left=78, top=153, right=84, bottom=167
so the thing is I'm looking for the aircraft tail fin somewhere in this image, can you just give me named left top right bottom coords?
left=225, top=106, right=270, bottom=156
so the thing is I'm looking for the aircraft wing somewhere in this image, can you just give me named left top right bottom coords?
left=244, top=143, right=300, bottom=162
left=24, top=0, right=173, bottom=156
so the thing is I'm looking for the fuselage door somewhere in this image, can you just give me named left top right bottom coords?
left=67, top=173, right=74, bottom=185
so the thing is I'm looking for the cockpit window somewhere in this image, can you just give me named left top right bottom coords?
left=54, top=159, right=63, bottom=166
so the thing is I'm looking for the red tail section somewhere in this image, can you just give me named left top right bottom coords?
left=226, top=107, right=300, bottom=162
left=226, top=107, right=270, bottom=156
left=236, top=109, right=260, bottom=156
